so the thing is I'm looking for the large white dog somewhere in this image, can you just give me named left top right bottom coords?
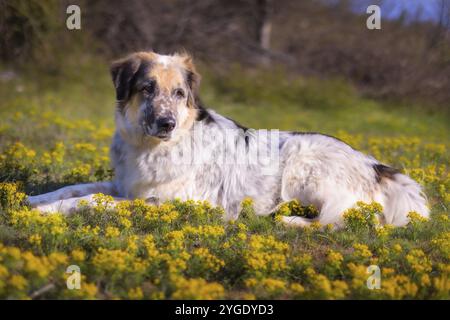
left=28, top=51, right=429, bottom=227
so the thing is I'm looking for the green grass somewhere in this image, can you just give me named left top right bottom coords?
left=0, top=58, right=448, bottom=299
left=201, top=66, right=449, bottom=140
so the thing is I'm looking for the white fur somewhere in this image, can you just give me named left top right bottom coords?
left=156, top=55, right=172, bottom=69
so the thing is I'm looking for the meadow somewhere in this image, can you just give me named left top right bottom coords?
left=0, top=59, right=448, bottom=299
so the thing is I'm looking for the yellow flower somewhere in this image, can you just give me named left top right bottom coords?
left=245, top=235, right=288, bottom=276
left=22, top=251, right=51, bottom=278
left=80, top=282, right=98, bottom=299
left=48, top=252, right=69, bottom=268
left=244, top=278, right=258, bottom=287
left=143, top=235, right=160, bottom=259
left=431, top=232, right=450, bottom=257
left=128, top=287, right=144, bottom=300
left=92, top=193, right=115, bottom=212
left=105, top=226, right=120, bottom=238
left=246, top=277, right=286, bottom=298
left=236, top=232, right=247, bottom=241
left=406, top=249, right=432, bottom=274
left=160, top=210, right=179, bottom=223
left=165, top=230, right=185, bottom=251
left=242, top=293, right=256, bottom=300
left=191, top=247, right=225, bottom=272
left=352, top=243, right=372, bottom=260
left=127, top=235, right=139, bottom=253
left=28, top=234, right=42, bottom=246
left=289, top=283, right=305, bottom=296
left=260, top=278, right=286, bottom=294
left=433, top=274, right=450, bottom=296
left=171, top=277, right=224, bottom=300
left=0, top=265, right=9, bottom=278
left=63, top=163, right=92, bottom=183
left=420, top=274, right=431, bottom=287
left=347, top=263, right=368, bottom=290
left=326, top=249, right=344, bottom=269
left=392, top=244, right=403, bottom=254
left=93, top=248, right=133, bottom=273
left=74, top=143, right=97, bottom=153
left=407, top=211, right=428, bottom=225
left=306, top=267, right=348, bottom=299
left=119, top=217, right=132, bottom=229
left=161, top=253, right=190, bottom=274
left=183, top=225, right=225, bottom=239
left=309, top=221, right=322, bottom=231
left=375, top=225, right=393, bottom=239
left=0, top=182, right=27, bottom=211
left=9, top=275, right=28, bottom=290
left=382, top=275, right=418, bottom=299
left=331, top=280, right=349, bottom=299
left=71, top=249, right=86, bottom=262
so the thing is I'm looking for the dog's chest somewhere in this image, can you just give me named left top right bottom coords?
left=116, top=144, right=196, bottom=201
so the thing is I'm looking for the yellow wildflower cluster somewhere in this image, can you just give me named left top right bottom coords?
left=343, top=201, right=382, bottom=231
left=245, top=277, right=286, bottom=298
left=275, top=200, right=319, bottom=222
left=171, top=277, right=225, bottom=300
left=183, top=225, right=225, bottom=239
left=92, top=248, right=148, bottom=275
left=382, top=274, right=419, bottom=299
left=10, top=208, right=67, bottom=237
left=305, top=267, right=349, bottom=299
left=406, top=249, right=432, bottom=274
left=245, top=235, right=288, bottom=277
left=352, top=243, right=373, bottom=260
left=431, top=232, right=450, bottom=257
left=144, top=203, right=180, bottom=224
left=190, top=247, right=225, bottom=273
left=0, top=244, right=69, bottom=298
left=326, top=249, right=344, bottom=270
left=0, top=182, right=27, bottom=212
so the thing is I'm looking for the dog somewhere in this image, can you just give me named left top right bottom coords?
left=27, top=51, right=429, bottom=227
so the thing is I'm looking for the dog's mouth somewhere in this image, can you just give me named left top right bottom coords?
left=155, top=131, right=171, bottom=141
left=142, top=125, right=172, bottom=141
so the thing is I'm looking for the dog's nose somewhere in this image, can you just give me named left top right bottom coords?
left=156, top=117, right=176, bottom=132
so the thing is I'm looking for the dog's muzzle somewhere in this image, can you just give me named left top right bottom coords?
left=154, top=116, right=176, bottom=140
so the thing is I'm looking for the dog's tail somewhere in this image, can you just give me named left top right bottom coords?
left=378, top=170, right=429, bottom=226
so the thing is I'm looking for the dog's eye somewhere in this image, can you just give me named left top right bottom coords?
left=174, top=88, right=185, bottom=99
left=142, top=83, right=155, bottom=95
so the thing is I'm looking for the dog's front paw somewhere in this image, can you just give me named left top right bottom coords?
left=27, top=195, right=47, bottom=207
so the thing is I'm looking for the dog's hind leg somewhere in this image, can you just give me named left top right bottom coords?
left=28, top=181, right=118, bottom=208
left=280, top=215, right=313, bottom=227
left=279, top=198, right=357, bottom=228
left=279, top=153, right=361, bottom=228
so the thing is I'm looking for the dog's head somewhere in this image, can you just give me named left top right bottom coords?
left=110, top=51, right=201, bottom=143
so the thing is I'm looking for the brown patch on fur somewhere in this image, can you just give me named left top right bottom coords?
left=176, top=53, right=201, bottom=100
left=373, top=164, right=400, bottom=183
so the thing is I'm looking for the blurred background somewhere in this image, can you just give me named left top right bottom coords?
left=0, top=0, right=449, bottom=137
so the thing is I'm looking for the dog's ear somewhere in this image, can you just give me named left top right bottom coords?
left=110, top=54, right=142, bottom=103
left=178, top=53, right=201, bottom=108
